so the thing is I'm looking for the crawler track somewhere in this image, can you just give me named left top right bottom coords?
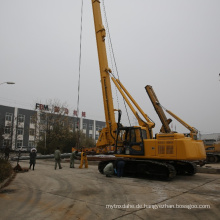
left=124, top=160, right=177, bottom=180
left=170, top=161, right=197, bottom=175
left=98, top=160, right=198, bottom=180
left=98, top=160, right=177, bottom=180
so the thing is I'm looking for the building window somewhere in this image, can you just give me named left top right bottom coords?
left=40, top=113, right=46, bottom=122
left=89, top=124, right=93, bottom=130
left=4, top=126, right=11, bottom=134
left=95, top=135, right=99, bottom=140
left=28, top=141, right=35, bottom=148
left=29, top=128, right=35, bottom=136
left=83, top=123, right=87, bottom=130
left=3, top=139, right=11, bottom=146
left=17, top=128, right=23, bottom=135
left=69, top=123, right=74, bottom=130
left=18, top=114, right=25, bottom=123
left=75, top=121, right=79, bottom=129
left=17, top=140, right=23, bottom=147
left=89, top=134, right=93, bottom=138
left=96, top=126, right=100, bottom=131
left=30, top=116, right=36, bottom=124
left=5, top=112, right=13, bottom=121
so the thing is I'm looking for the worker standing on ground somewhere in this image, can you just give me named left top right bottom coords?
left=103, top=162, right=114, bottom=177
left=70, top=150, right=78, bottom=168
left=29, top=148, right=37, bottom=170
left=116, top=159, right=125, bottom=177
left=54, top=147, right=62, bottom=170
left=79, top=151, right=88, bottom=168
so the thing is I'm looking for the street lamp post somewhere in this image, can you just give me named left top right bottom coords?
left=44, top=131, right=46, bottom=155
left=0, top=81, right=15, bottom=150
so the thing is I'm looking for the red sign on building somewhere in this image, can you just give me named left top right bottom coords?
left=82, top=111, right=86, bottom=117
left=54, top=106, right=60, bottom=113
left=73, top=110, right=78, bottom=116
left=64, top=108, right=69, bottom=115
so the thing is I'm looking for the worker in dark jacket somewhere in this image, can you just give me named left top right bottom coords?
left=29, top=148, right=37, bottom=170
left=116, top=159, right=125, bottom=177
left=70, top=151, right=78, bottom=168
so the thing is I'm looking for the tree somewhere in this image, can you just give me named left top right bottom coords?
left=34, top=100, right=96, bottom=154
left=0, top=120, right=4, bottom=157
left=0, top=122, right=4, bottom=148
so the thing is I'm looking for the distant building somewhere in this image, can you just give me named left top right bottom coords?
left=0, top=104, right=105, bottom=150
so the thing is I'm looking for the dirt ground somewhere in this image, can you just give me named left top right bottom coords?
left=0, top=159, right=220, bottom=220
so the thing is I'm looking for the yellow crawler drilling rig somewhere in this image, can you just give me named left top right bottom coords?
left=91, top=0, right=206, bottom=180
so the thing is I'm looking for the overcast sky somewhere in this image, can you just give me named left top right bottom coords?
left=0, top=0, right=220, bottom=135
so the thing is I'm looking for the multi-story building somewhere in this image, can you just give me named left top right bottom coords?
left=0, top=104, right=105, bottom=150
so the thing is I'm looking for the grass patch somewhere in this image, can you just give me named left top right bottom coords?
left=0, top=159, right=13, bottom=183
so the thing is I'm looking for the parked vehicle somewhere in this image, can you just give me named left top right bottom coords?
left=203, top=139, right=220, bottom=163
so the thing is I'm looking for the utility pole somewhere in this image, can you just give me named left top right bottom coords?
left=44, top=131, right=46, bottom=155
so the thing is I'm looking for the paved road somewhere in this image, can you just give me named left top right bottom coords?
left=0, top=159, right=220, bottom=220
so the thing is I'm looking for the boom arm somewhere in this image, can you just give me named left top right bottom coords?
left=145, top=85, right=172, bottom=133
left=92, top=0, right=117, bottom=147
left=145, top=85, right=198, bottom=139
left=164, top=108, right=198, bottom=139
left=111, top=77, right=155, bottom=138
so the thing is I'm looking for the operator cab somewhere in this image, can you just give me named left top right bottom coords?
left=116, top=126, right=146, bottom=155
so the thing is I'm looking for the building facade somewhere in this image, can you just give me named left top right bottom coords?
left=0, top=105, right=105, bottom=150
